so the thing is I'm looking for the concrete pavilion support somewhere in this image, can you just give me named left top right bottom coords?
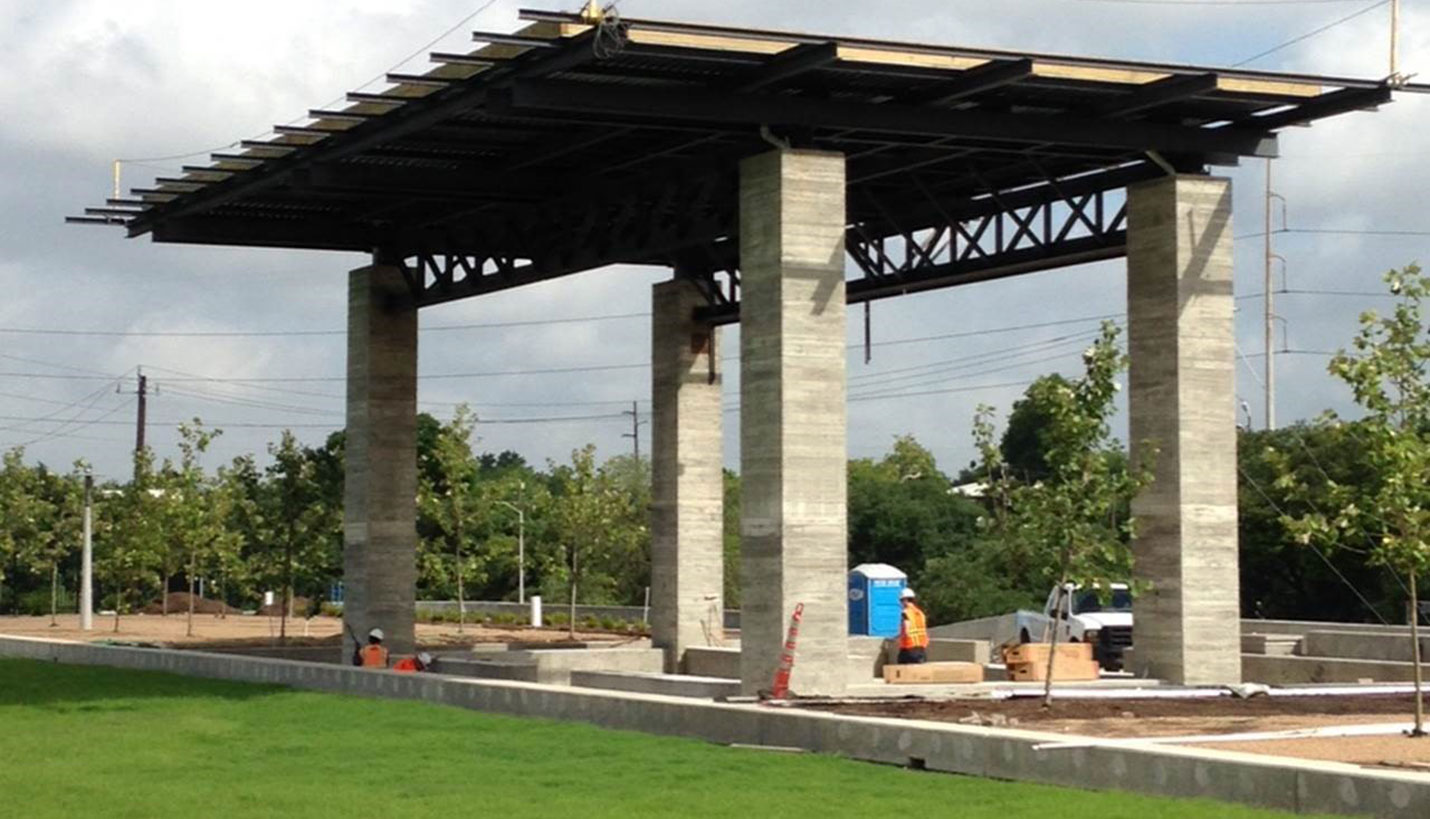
left=738, top=149, right=849, bottom=696
left=649, top=276, right=725, bottom=673
left=1126, top=174, right=1242, bottom=686
left=342, top=262, right=419, bottom=661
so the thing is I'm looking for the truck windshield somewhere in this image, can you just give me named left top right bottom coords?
left=1073, top=589, right=1132, bottom=613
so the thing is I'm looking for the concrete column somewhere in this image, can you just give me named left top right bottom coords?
left=343, top=262, right=419, bottom=661
left=650, top=277, right=724, bottom=672
left=738, top=149, right=848, bottom=696
left=1126, top=174, right=1241, bottom=685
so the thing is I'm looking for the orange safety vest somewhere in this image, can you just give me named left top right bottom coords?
left=359, top=644, right=389, bottom=668
left=900, top=603, right=929, bottom=650
left=392, top=657, right=421, bottom=673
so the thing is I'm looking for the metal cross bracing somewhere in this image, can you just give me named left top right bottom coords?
left=392, top=157, right=1147, bottom=320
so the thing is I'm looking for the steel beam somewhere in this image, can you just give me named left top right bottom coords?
left=508, top=79, right=1279, bottom=157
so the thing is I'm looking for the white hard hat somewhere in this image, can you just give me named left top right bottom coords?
left=368, top=627, right=385, bottom=641
left=418, top=652, right=433, bottom=666
left=900, top=588, right=917, bottom=600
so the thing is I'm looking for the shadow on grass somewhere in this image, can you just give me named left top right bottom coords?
left=0, top=658, right=283, bottom=709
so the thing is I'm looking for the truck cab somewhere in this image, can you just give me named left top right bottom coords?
left=1040, top=583, right=1134, bottom=670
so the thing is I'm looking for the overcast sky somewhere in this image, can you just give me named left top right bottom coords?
left=1, top=0, right=1426, bottom=481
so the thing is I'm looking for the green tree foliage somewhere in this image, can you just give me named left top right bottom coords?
left=970, top=323, right=1152, bottom=703
left=97, top=449, right=166, bottom=630
left=544, top=446, right=649, bottom=634
left=1238, top=422, right=1396, bottom=622
left=418, top=406, right=486, bottom=630
left=1276, top=264, right=1430, bottom=735
left=262, top=430, right=340, bottom=640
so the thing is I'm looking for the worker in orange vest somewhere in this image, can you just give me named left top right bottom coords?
left=393, top=652, right=433, bottom=674
left=897, top=588, right=929, bottom=664
left=354, top=627, right=390, bottom=668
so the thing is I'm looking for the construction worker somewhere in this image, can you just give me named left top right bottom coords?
left=354, top=627, right=389, bottom=668
left=392, top=652, right=433, bottom=674
left=897, top=588, right=929, bottom=664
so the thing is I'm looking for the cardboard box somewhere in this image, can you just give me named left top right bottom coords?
left=1005, top=658, right=1101, bottom=682
left=1001, top=641, right=1092, bottom=666
left=883, top=661, right=985, bottom=684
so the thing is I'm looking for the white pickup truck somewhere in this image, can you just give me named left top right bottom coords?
left=990, top=583, right=1134, bottom=670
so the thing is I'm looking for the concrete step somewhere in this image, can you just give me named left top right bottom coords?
left=569, top=670, right=741, bottom=699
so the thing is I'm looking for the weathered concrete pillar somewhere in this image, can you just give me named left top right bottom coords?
left=342, top=262, right=418, bottom=661
left=1126, top=174, right=1241, bottom=685
left=738, top=149, right=848, bottom=696
left=650, top=277, right=724, bottom=672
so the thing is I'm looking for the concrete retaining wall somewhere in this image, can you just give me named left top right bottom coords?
left=684, top=646, right=740, bottom=679
left=433, top=647, right=663, bottom=685
left=1302, top=631, right=1430, bottom=664
left=415, top=600, right=741, bottom=630
left=3, top=635, right=1428, bottom=817
left=1243, top=620, right=1412, bottom=638
left=1243, top=653, right=1421, bottom=684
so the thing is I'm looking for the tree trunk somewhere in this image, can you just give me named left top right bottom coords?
left=161, top=572, right=169, bottom=616
left=186, top=551, right=196, bottom=638
left=280, top=535, right=292, bottom=644
left=455, top=509, right=465, bottom=635
left=113, top=587, right=122, bottom=633
left=49, top=562, right=59, bottom=627
left=1411, top=571, right=1425, bottom=737
left=218, top=566, right=227, bottom=619
left=569, top=546, right=578, bottom=641
left=1042, top=560, right=1071, bottom=709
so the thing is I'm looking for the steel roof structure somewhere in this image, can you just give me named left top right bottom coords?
left=71, top=8, right=1424, bottom=321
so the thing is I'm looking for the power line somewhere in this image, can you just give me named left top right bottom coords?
left=1236, top=228, right=1430, bottom=240
left=0, top=311, right=653, bottom=339
left=1078, top=0, right=1366, bottom=5
left=1237, top=461, right=1390, bottom=623
left=1233, top=0, right=1391, bottom=66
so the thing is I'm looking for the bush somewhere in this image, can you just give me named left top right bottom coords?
left=319, top=602, right=343, bottom=618
left=17, top=587, right=74, bottom=617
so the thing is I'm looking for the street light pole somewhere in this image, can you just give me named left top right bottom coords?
left=497, top=500, right=526, bottom=604
left=81, top=471, right=93, bottom=631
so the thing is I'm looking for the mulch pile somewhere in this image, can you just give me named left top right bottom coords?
left=257, top=596, right=313, bottom=617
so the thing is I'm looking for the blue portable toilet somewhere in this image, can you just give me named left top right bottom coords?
left=848, top=563, right=907, bottom=637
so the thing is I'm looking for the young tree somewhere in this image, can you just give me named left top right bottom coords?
left=973, top=323, right=1153, bottom=706
left=165, top=421, right=224, bottom=637
left=98, top=449, right=165, bottom=631
left=263, top=430, right=338, bottom=642
left=418, top=405, right=486, bottom=632
left=1278, top=264, right=1430, bottom=737
left=29, top=464, right=85, bottom=626
left=546, top=446, right=646, bottom=637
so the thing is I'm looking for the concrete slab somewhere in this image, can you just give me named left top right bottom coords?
left=570, top=670, right=741, bottom=699
left=4, top=634, right=1428, bottom=817
left=1302, top=630, right=1430, bottom=664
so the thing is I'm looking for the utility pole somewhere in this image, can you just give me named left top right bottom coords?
left=1264, top=160, right=1275, bottom=431
left=134, top=369, right=148, bottom=455
left=81, top=471, right=93, bottom=631
left=1391, top=0, right=1401, bottom=80
left=622, top=400, right=645, bottom=461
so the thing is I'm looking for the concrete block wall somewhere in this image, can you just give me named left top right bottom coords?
left=3, top=635, right=1428, bottom=818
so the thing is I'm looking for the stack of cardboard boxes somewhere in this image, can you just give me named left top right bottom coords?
left=1002, top=642, right=1100, bottom=682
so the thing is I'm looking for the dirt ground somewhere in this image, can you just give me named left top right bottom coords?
left=0, top=614, right=631, bottom=648
left=813, top=695, right=1430, bottom=766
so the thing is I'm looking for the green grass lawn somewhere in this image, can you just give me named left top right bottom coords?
left=0, top=659, right=1319, bottom=818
